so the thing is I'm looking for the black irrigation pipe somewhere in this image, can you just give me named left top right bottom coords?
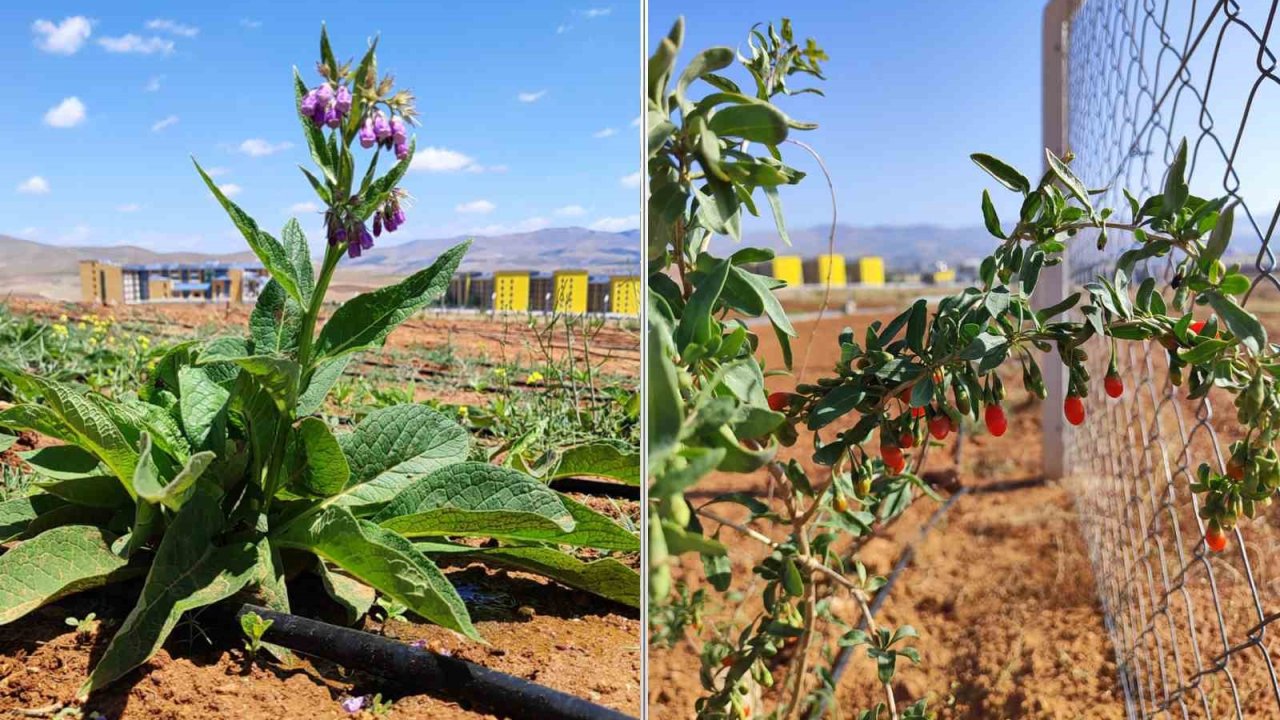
left=806, top=487, right=971, bottom=720
left=236, top=604, right=636, bottom=720
left=549, top=476, right=640, bottom=500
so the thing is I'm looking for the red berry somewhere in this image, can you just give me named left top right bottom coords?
left=1064, top=395, right=1086, bottom=426
left=899, top=389, right=912, bottom=404
left=898, top=432, right=914, bottom=449
left=1206, top=526, right=1228, bottom=553
left=910, top=406, right=926, bottom=418
left=880, top=444, right=906, bottom=475
left=928, top=414, right=950, bottom=440
left=721, top=655, right=735, bottom=668
left=767, top=392, right=790, bottom=412
left=1227, top=459, right=1245, bottom=481
left=984, top=404, right=1007, bottom=437
left=1104, top=373, right=1123, bottom=399
left=1190, top=320, right=1207, bottom=335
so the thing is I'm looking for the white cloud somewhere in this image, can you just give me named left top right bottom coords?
left=590, top=215, right=639, bottom=232
left=241, top=19, right=262, bottom=29
left=17, top=176, right=50, bottom=195
left=203, top=166, right=229, bottom=177
left=556, top=24, right=571, bottom=34
left=19, top=227, right=38, bottom=237
left=98, top=34, right=175, bottom=55
left=44, top=97, right=86, bottom=128
left=118, top=203, right=141, bottom=212
left=555, top=205, right=587, bottom=217
left=145, top=19, right=199, bottom=37
left=470, top=217, right=551, bottom=235
left=287, top=201, right=320, bottom=214
left=237, top=139, right=293, bottom=157
left=467, top=163, right=508, bottom=174
left=455, top=199, right=496, bottom=214
left=151, top=115, right=179, bottom=132
left=144, top=75, right=163, bottom=92
left=631, top=115, right=641, bottom=127
left=585, top=7, right=612, bottom=18
left=219, top=183, right=242, bottom=198
left=411, top=147, right=478, bottom=173
left=620, top=171, right=641, bottom=189
left=517, top=90, right=547, bottom=103
left=593, top=127, right=616, bottom=138
left=32, top=16, right=92, bottom=55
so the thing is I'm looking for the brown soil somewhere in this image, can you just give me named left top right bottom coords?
left=649, top=310, right=1127, bottom=719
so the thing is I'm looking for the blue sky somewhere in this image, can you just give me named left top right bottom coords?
left=3, top=2, right=641, bottom=253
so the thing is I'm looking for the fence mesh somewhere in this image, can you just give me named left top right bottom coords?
left=1060, top=0, right=1280, bottom=717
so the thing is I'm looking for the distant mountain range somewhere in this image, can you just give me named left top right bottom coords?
left=724, top=224, right=999, bottom=271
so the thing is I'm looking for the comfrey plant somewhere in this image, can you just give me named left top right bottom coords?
left=649, top=17, right=1269, bottom=720
left=0, top=27, right=638, bottom=699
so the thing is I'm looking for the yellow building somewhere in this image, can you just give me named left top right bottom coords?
left=852, top=256, right=886, bottom=286
left=609, top=276, right=641, bottom=315
left=771, top=255, right=804, bottom=287
left=553, top=270, right=589, bottom=314
left=493, top=271, right=531, bottom=312
left=79, top=260, right=265, bottom=305
left=816, top=254, right=847, bottom=287
left=930, top=269, right=956, bottom=284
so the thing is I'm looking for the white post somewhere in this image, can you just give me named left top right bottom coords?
left=1039, top=0, right=1080, bottom=480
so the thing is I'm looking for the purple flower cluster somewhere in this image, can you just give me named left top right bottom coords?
left=359, top=110, right=410, bottom=160
left=326, top=211, right=376, bottom=259
left=372, top=190, right=407, bottom=240
left=300, top=82, right=352, bottom=129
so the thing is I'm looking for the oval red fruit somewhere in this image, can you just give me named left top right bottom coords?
left=1206, top=526, right=1228, bottom=553
left=898, top=432, right=914, bottom=449
left=1227, top=460, right=1245, bottom=481
left=984, top=404, right=1007, bottom=437
left=1190, top=320, right=1207, bottom=335
left=1064, top=395, right=1086, bottom=426
left=1104, top=373, right=1123, bottom=398
left=880, top=444, right=905, bottom=475
left=911, top=406, right=926, bottom=418
left=928, top=415, right=950, bottom=440
left=767, top=392, right=790, bottom=412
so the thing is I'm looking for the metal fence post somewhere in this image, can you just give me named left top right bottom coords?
left=1038, top=0, right=1080, bottom=481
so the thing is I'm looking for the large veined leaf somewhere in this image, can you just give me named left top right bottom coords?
left=315, top=240, right=470, bottom=359
left=20, top=444, right=105, bottom=480
left=316, top=562, right=375, bottom=625
left=81, top=484, right=259, bottom=698
left=281, top=218, right=315, bottom=302
left=296, top=355, right=350, bottom=416
left=193, top=159, right=309, bottom=307
left=0, top=495, right=66, bottom=541
left=289, top=417, right=349, bottom=497
left=372, top=463, right=574, bottom=539
left=418, top=544, right=640, bottom=608
left=552, top=495, right=641, bottom=552
left=276, top=506, right=480, bottom=641
left=334, top=405, right=470, bottom=511
left=132, top=434, right=215, bottom=511
left=544, top=442, right=640, bottom=486
left=178, top=366, right=230, bottom=450
left=35, top=476, right=130, bottom=509
left=249, top=279, right=303, bottom=355
left=0, top=525, right=139, bottom=624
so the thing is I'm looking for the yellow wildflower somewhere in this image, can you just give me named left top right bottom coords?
left=526, top=371, right=544, bottom=384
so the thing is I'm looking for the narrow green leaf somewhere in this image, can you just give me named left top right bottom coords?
left=970, top=153, right=1030, bottom=194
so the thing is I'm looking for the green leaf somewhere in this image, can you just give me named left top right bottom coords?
left=193, top=158, right=307, bottom=306
left=178, top=366, right=230, bottom=450
left=297, top=355, right=350, bottom=416
left=293, top=68, right=334, bottom=186
left=549, top=494, right=639, bottom=551
left=372, top=462, right=573, bottom=539
left=1045, top=149, right=1094, bottom=213
left=249, top=280, right=303, bottom=355
left=422, top=545, right=640, bottom=608
left=707, top=103, right=789, bottom=145
left=0, top=495, right=66, bottom=542
left=290, top=417, right=350, bottom=497
left=546, top=443, right=640, bottom=486
left=132, top=434, right=214, bottom=511
left=82, top=484, right=257, bottom=697
left=0, top=526, right=138, bottom=624
left=970, top=153, right=1030, bottom=194
left=352, top=139, right=416, bottom=222
left=1205, top=291, right=1267, bottom=354
left=674, top=47, right=734, bottom=112
left=980, top=190, right=1005, bottom=238
left=334, top=405, right=471, bottom=511
left=1204, top=203, right=1235, bottom=266
left=1163, top=138, right=1189, bottom=215
left=276, top=506, right=480, bottom=641
left=762, top=185, right=790, bottom=246
left=316, top=241, right=469, bottom=359
left=281, top=219, right=315, bottom=303
left=675, top=258, right=731, bottom=349
left=34, top=476, right=129, bottom=509
left=316, top=562, right=375, bottom=625
left=20, top=445, right=106, bottom=480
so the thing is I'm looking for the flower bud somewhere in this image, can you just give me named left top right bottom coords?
left=393, top=207, right=406, bottom=226
left=395, top=140, right=409, bottom=161
left=314, top=83, right=334, bottom=105
left=373, top=212, right=383, bottom=237
left=384, top=210, right=399, bottom=233
left=359, top=118, right=376, bottom=148
left=328, top=225, right=347, bottom=247
left=335, top=85, right=352, bottom=115
left=373, top=111, right=392, bottom=141
left=311, top=102, right=328, bottom=127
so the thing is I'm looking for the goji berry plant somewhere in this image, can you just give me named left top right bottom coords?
left=648, top=16, right=1270, bottom=720
left=0, top=27, right=638, bottom=699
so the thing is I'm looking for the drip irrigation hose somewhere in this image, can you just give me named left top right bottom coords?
left=806, top=487, right=970, bottom=719
left=549, top=476, right=640, bottom=500
left=236, top=604, right=636, bottom=720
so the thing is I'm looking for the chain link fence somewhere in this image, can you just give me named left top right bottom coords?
left=1051, top=0, right=1280, bottom=716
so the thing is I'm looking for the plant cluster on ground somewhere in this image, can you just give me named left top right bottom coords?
left=0, top=27, right=639, bottom=704
left=647, top=16, right=1272, bottom=720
